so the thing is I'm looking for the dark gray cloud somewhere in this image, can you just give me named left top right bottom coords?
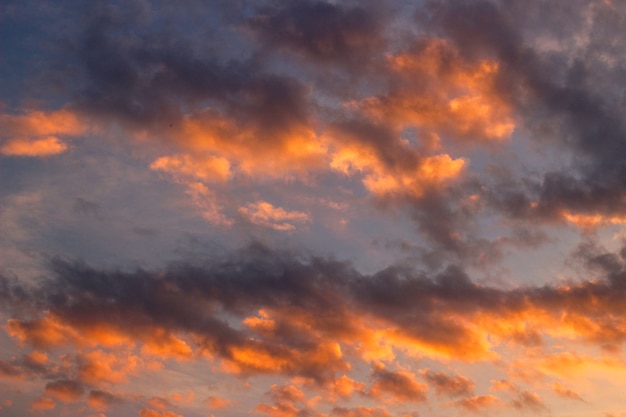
left=421, top=369, right=474, bottom=398
left=247, top=0, right=387, bottom=67
left=2, top=241, right=626, bottom=384
left=423, top=0, right=626, bottom=221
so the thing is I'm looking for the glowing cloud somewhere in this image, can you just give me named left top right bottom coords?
left=239, top=201, right=311, bottom=231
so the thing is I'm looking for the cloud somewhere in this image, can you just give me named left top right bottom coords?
left=326, top=121, right=466, bottom=199
left=150, top=154, right=232, bottom=183
left=78, top=350, right=147, bottom=385
left=0, top=359, right=23, bottom=380
left=449, top=395, right=502, bottom=413
left=552, top=382, right=584, bottom=401
left=331, top=406, right=393, bottom=417
left=368, top=363, right=427, bottom=404
left=424, top=0, right=626, bottom=226
left=510, top=390, right=547, bottom=412
left=324, top=375, right=365, bottom=401
left=44, top=379, right=85, bottom=402
left=247, top=0, right=387, bottom=68
left=420, top=369, right=475, bottom=398
left=0, top=136, right=68, bottom=157
left=255, top=384, right=312, bottom=417
left=139, top=409, right=184, bottom=417
left=356, top=38, right=515, bottom=143
left=30, top=396, right=56, bottom=411
left=88, top=390, right=125, bottom=411
left=2, top=1, right=626, bottom=416
left=0, top=109, right=88, bottom=157
left=239, top=201, right=312, bottom=231
left=148, top=396, right=173, bottom=410
left=1, top=239, right=626, bottom=396
left=205, top=396, right=234, bottom=410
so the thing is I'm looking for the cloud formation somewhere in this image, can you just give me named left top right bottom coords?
left=3, top=0, right=626, bottom=416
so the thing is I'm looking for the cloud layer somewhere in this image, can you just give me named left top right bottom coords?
left=2, top=0, right=626, bottom=416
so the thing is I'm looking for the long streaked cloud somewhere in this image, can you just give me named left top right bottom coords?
left=2, top=240, right=626, bottom=414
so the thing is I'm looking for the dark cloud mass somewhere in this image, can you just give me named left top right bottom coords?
left=248, top=0, right=386, bottom=66
left=425, top=0, right=626, bottom=221
left=3, top=241, right=626, bottom=377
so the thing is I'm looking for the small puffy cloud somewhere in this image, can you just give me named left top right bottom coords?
left=449, top=395, right=502, bottom=413
left=511, top=390, right=547, bottom=412
left=44, top=379, right=85, bottom=402
left=150, top=154, right=232, bottom=183
left=88, top=390, right=124, bottom=411
left=332, top=406, right=393, bottom=417
left=30, top=396, right=56, bottom=411
left=0, top=136, right=68, bottom=157
left=148, top=396, right=173, bottom=410
left=325, top=375, right=365, bottom=400
left=552, top=382, right=584, bottom=401
left=0, top=109, right=87, bottom=157
left=205, top=396, right=234, bottom=410
left=78, top=350, right=142, bottom=385
left=255, top=384, right=307, bottom=417
left=0, top=359, right=23, bottom=379
left=559, top=210, right=626, bottom=229
left=239, top=201, right=311, bottom=231
left=6, top=314, right=80, bottom=349
left=139, top=409, right=184, bottom=417
left=489, top=379, right=518, bottom=393
left=420, top=369, right=475, bottom=398
left=326, top=122, right=465, bottom=199
left=368, top=363, right=428, bottom=404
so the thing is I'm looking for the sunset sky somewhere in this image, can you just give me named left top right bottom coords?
left=1, top=1, right=626, bottom=416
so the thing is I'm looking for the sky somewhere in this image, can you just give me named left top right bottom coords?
left=1, top=0, right=626, bottom=416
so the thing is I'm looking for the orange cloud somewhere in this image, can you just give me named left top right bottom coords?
left=25, top=351, right=48, bottom=367
left=359, top=38, right=515, bottom=143
left=150, top=154, right=232, bottom=182
left=449, top=395, right=502, bottom=413
left=223, top=338, right=348, bottom=380
left=560, top=210, right=626, bottom=229
left=1, top=109, right=85, bottom=137
left=78, top=350, right=140, bottom=385
left=324, top=375, right=365, bottom=400
left=205, top=396, right=234, bottom=410
left=148, top=396, right=173, bottom=410
left=0, top=360, right=23, bottom=380
left=420, top=369, right=475, bottom=397
left=88, top=390, right=124, bottom=411
left=535, top=352, right=626, bottom=377
left=239, top=201, right=311, bottom=231
left=0, top=109, right=88, bottom=157
left=183, top=181, right=233, bottom=226
left=30, top=397, right=56, bottom=412
left=174, top=109, right=327, bottom=178
left=171, top=392, right=195, bottom=404
left=510, top=390, right=546, bottom=411
left=368, top=363, right=428, bottom=404
left=140, top=328, right=193, bottom=360
left=0, top=136, right=68, bottom=157
left=6, top=315, right=80, bottom=349
left=139, top=409, right=184, bottom=417
left=44, top=379, right=85, bottom=402
left=489, top=379, right=518, bottom=393
left=331, top=406, right=393, bottom=417
left=326, top=127, right=465, bottom=198
left=552, top=382, right=584, bottom=401
left=255, top=384, right=308, bottom=417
